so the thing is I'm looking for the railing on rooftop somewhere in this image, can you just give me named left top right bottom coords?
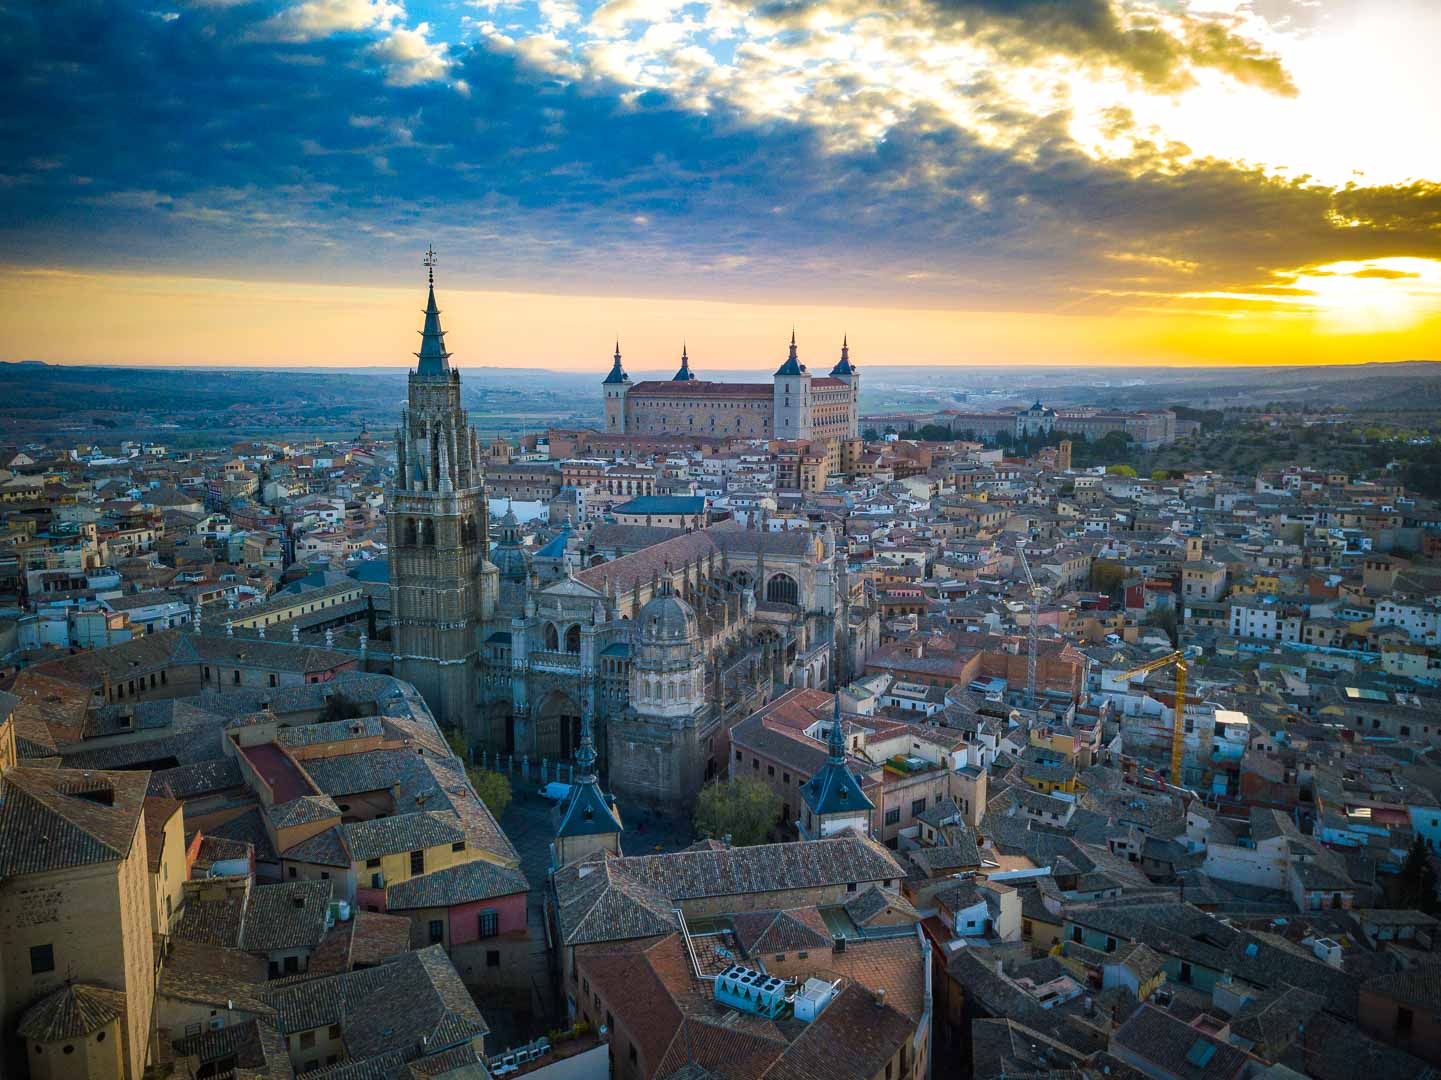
left=529, top=650, right=581, bottom=671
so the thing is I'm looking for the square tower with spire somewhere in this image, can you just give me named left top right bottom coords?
left=388, top=248, right=498, bottom=733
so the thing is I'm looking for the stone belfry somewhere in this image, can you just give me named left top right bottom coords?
left=388, top=248, right=496, bottom=733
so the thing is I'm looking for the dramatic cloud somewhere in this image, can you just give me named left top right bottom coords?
left=252, top=0, right=406, bottom=42
left=0, top=0, right=1437, bottom=357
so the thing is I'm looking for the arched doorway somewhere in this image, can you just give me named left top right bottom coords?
left=535, top=690, right=582, bottom=759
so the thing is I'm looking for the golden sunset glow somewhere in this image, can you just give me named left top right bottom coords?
left=4, top=265, right=1437, bottom=370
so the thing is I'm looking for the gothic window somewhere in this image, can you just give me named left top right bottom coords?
left=765, top=573, right=799, bottom=606
left=564, top=624, right=581, bottom=653
left=421, top=520, right=436, bottom=547
left=404, top=519, right=418, bottom=546
left=544, top=624, right=559, bottom=651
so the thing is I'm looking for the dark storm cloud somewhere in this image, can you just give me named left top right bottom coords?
left=755, top=0, right=1297, bottom=95
left=0, top=0, right=1435, bottom=307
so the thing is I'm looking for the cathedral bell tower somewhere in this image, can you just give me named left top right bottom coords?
left=388, top=248, right=496, bottom=734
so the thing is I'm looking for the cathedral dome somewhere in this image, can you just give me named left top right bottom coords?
left=639, top=592, right=699, bottom=644
left=492, top=541, right=531, bottom=581
left=491, top=508, right=531, bottom=581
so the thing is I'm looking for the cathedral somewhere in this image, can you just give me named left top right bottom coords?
left=388, top=263, right=869, bottom=805
left=602, top=334, right=860, bottom=441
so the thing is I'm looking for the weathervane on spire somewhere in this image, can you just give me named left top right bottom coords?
left=424, top=244, right=438, bottom=287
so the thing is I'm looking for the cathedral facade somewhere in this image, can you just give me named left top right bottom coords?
left=389, top=270, right=868, bottom=805
left=602, top=335, right=860, bottom=442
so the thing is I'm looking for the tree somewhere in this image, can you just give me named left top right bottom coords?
left=1151, top=469, right=1171, bottom=482
left=469, top=768, right=513, bottom=820
left=321, top=692, right=366, bottom=723
left=1106, top=464, right=1138, bottom=477
left=1395, top=835, right=1440, bottom=914
left=862, top=427, right=880, bottom=441
left=693, top=777, right=783, bottom=846
left=447, top=729, right=513, bottom=819
left=1143, top=608, right=1179, bottom=647
left=1089, top=560, right=1128, bottom=598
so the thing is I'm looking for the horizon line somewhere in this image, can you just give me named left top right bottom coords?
left=5, top=358, right=1440, bottom=374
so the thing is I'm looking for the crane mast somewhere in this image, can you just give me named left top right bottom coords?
left=1018, top=545, right=1042, bottom=710
left=1121, top=650, right=1189, bottom=787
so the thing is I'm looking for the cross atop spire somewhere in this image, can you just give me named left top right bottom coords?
left=424, top=244, right=437, bottom=286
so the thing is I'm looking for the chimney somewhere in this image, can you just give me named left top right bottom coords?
left=993, top=959, right=1003, bottom=978
left=874, top=988, right=887, bottom=1008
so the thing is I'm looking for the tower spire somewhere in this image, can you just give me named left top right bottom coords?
left=672, top=341, right=695, bottom=381
left=776, top=327, right=804, bottom=376
left=575, top=709, right=598, bottom=783
left=415, top=246, right=451, bottom=375
left=604, top=337, right=630, bottom=384
left=827, top=687, right=846, bottom=763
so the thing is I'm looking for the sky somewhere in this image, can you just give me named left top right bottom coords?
left=1, top=0, right=1439, bottom=370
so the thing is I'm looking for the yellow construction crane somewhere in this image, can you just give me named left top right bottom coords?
left=1122, top=651, right=1188, bottom=787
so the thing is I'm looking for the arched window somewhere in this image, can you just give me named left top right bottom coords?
left=544, top=624, right=559, bottom=651
left=564, top=624, right=581, bottom=653
left=421, top=520, right=436, bottom=547
left=766, top=572, right=799, bottom=605
left=404, top=519, right=418, bottom=546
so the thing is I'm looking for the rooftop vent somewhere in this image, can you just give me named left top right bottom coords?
left=794, top=978, right=839, bottom=1022
left=714, top=965, right=789, bottom=1018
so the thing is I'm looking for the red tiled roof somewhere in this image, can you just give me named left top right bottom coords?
left=628, top=380, right=773, bottom=398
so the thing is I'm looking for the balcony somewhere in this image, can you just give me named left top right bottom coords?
left=529, top=650, right=581, bottom=673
